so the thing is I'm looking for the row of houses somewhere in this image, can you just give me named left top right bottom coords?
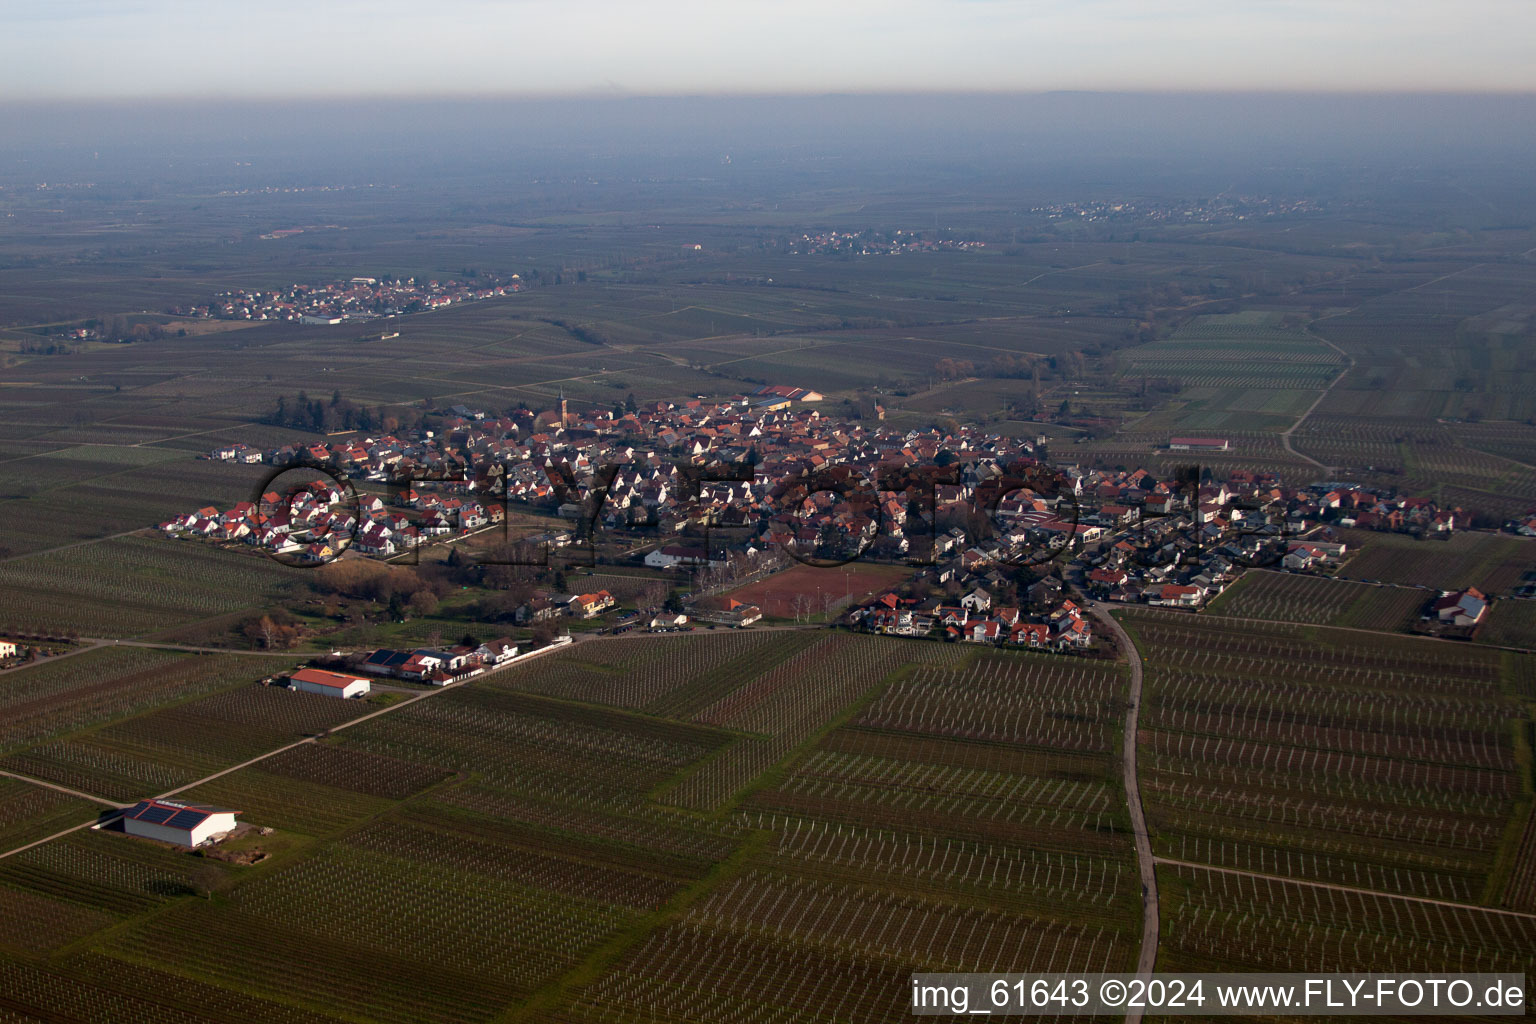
left=855, top=589, right=1092, bottom=650
left=353, top=638, right=521, bottom=685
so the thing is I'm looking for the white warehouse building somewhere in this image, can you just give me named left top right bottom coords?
left=122, top=799, right=239, bottom=847
left=289, top=667, right=371, bottom=698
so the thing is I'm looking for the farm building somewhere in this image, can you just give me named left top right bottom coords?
left=0, top=640, right=16, bottom=659
left=644, top=545, right=723, bottom=569
left=1433, top=587, right=1488, bottom=626
left=289, top=667, right=371, bottom=698
left=122, top=799, right=239, bottom=847
left=1169, top=437, right=1230, bottom=451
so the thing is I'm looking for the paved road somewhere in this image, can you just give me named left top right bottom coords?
left=1089, top=602, right=1159, bottom=1019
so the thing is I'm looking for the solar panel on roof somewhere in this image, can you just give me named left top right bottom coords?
left=165, top=809, right=208, bottom=830
left=137, top=805, right=177, bottom=825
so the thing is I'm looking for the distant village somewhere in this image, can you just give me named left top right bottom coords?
left=169, top=274, right=522, bottom=324
left=785, top=229, right=984, bottom=256
left=151, top=378, right=1505, bottom=655
left=1026, top=194, right=1325, bottom=225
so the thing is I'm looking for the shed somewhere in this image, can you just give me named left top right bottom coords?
left=122, top=799, right=239, bottom=847
left=290, top=668, right=371, bottom=698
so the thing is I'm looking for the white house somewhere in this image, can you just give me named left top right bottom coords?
left=122, top=799, right=239, bottom=847
left=0, top=640, right=16, bottom=659
left=644, top=545, right=718, bottom=569
left=475, top=638, right=520, bottom=664
left=289, top=668, right=371, bottom=698
left=960, top=588, right=992, bottom=613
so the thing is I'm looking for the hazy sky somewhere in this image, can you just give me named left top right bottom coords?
left=5, top=0, right=1535, bottom=99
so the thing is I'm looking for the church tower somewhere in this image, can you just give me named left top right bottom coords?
left=558, top=387, right=569, bottom=426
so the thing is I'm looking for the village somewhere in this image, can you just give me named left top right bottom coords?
left=145, top=381, right=1512, bottom=659
left=784, top=229, right=985, bottom=256
left=168, top=273, right=522, bottom=324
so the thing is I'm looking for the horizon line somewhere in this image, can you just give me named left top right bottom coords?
left=4, top=87, right=1536, bottom=108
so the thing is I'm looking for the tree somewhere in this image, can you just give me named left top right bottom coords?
left=407, top=590, right=439, bottom=617
left=187, top=862, right=224, bottom=900
left=245, top=615, right=279, bottom=650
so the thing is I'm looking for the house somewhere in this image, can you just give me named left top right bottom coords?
left=644, top=546, right=717, bottom=569
left=569, top=590, right=615, bottom=618
left=964, top=619, right=1002, bottom=643
left=361, top=648, right=444, bottom=680
left=1011, top=623, right=1051, bottom=647
left=651, top=612, right=689, bottom=629
left=960, top=588, right=992, bottom=613
left=121, top=799, right=239, bottom=848
left=1055, top=616, right=1093, bottom=648
left=1153, top=584, right=1203, bottom=607
left=719, top=600, right=762, bottom=626
left=475, top=638, right=520, bottom=664
left=1433, top=587, right=1487, bottom=626
left=0, top=640, right=16, bottom=659
left=289, top=668, right=370, bottom=698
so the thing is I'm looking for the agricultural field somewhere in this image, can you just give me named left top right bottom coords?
left=0, top=534, right=301, bottom=638
left=1158, top=862, right=1536, bottom=979
left=1117, top=313, right=1347, bottom=391
left=0, top=779, right=100, bottom=852
left=0, top=683, right=372, bottom=803
left=1476, top=598, right=1536, bottom=650
left=1121, top=609, right=1531, bottom=909
left=713, top=562, right=913, bottom=619
left=1205, top=570, right=1429, bottom=632
left=0, top=446, right=274, bottom=558
left=1336, top=529, right=1536, bottom=595
left=0, top=647, right=289, bottom=759
left=1127, top=386, right=1319, bottom=438
left=0, top=628, right=1149, bottom=1022
left=1076, top=427, right=1316, bottom=480
left=1290, top=414, right=1536, bottom=519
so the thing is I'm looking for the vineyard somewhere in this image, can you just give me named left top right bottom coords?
left=1205, top=570, right=1427, bottom=632
left=0, top=779, right=98, bottom=852
left=0, top=648, right=286, bottom=759
left=1476, top=598, right=1536, bottom=650
left=1159, top=863, right=1536, bottom=978
left=0, top=534, right=298, bottom=637
left=1122, top=609, right=1530, bottom=907
left=0, top=615, right=1524, bottom=1021
left=560, top=639, right=1144, bottom=1022
left=1116, top=314, right=1347, bottom=390
left=1336, top=529, right=1536, bottom=595
left=0, top=629, right=1152, bottom=1022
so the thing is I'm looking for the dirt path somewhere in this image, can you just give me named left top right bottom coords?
left=0, top=770, right=124, bottom=807
left=1089, top=603, right=1159, bottom=1016
left=1278, top=325, right=1356, bottom=474
left=0, top=639, right=575, bottom=862
left=1156, top=857, right=1536, bottom=922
